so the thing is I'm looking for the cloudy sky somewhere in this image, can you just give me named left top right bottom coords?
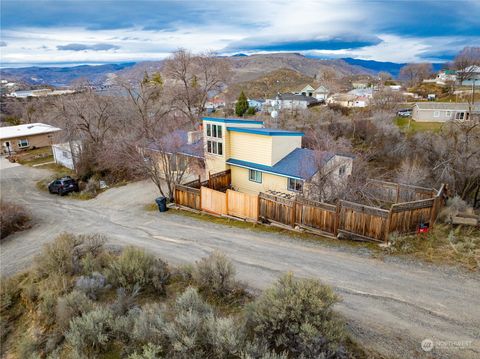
left=1, top=0, right=479, bottom=66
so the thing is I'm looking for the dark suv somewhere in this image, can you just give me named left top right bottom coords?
left=48, top=176, right=79, bottom=196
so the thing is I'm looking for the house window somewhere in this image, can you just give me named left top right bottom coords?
left=455, top=112, right=465, bottom=120
left=249, top=169, right=262, bottom=183
left=62, top=150, right=70, bottom=158
left=206, top=140, right=223, bottom=155
left=18, top=139, right=29, bottom=148
left=433, top=111, right=440, bottom=118
left=206, top=123, right=223, bottom=156
left=446, top=110, right=452, bottom=117
left=206, top=123, right=222, bottom=139
left=288, top=178, right=303, bottom=192
left=339, top=165, right=346, bottom=177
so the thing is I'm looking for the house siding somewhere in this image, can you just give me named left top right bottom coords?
left=230, top=165, right=292, bottom=195
left=271, top=136, right=302, bottom=165
left=229, top=132, right=273, bottom=166
left=1, top=133, right=57, bottom=154
left=413, top=107, right=458, bottom=122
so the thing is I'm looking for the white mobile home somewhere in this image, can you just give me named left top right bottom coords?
left=412, top=102, right=479, bottom=122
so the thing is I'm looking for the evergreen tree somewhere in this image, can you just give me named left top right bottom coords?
left=235, top=91, right=249, bottom=117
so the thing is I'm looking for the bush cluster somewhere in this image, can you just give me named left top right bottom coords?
left=1, top=234, right=355, bottom=359
left=0, top=201, right=30, bottom=239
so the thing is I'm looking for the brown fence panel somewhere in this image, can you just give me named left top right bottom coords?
left=174, top=185, right=201, bottom=210
left=201, top=186, right=227, bottom=215
left=227, top=190, right=258, bottom=221
left=259, top=192, right=296, bottom=227
left=208, top=169, right=231, bottom=191
left=296, top=198, right=337, bottom=235
left=389, top=198, right=435, bottom=234
left=338, top=200, right=389, bottom=242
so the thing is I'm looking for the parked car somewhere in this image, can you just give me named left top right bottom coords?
left=397, top=108, right=412, bottom=117
left=48, top=176, right=79, bottom=196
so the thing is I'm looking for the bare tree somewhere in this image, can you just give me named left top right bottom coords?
left=399, top=63, right=433, bottom=87
left=453, top=46, right=480, bottom=84
left=163, top=49, right=230, bottom=126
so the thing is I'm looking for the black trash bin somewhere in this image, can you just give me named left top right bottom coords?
left=155, top=197, right=168, bottom=212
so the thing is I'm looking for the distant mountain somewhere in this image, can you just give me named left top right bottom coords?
left=0, top=53, right=448, bottom=89
left=0, top=63, right=136, bottom=87
left=341, top=58, right=445, bottom=77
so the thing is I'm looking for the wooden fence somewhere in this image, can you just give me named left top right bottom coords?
left=174, top=175, right=447, bottom=243
left=366, top=179, right=437, bottom=204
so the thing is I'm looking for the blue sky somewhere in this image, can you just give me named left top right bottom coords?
left=1, top=0, right=479, bottom=66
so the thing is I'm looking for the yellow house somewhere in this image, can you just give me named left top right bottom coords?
left=202, top=117, right=353, bottom=196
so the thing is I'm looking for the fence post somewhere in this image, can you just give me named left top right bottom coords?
left=334, top=201, right=341, bottom=237
left=395, top=183, right=400, bottom=203
left=291, top=199, right=296, bottom=227
left=384, top=205, right=394, bottom=242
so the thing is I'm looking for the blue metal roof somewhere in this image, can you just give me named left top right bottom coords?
left=202, top=117, right=264, bottom=124
left=227, top=127, right=304, bottom=136
left=227, top=148, right=334, bottom=180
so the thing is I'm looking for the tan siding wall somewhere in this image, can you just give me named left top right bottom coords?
left=2, top=133, right=57, bottom=154
left=412, top=108, right=456, bottom=122
left=271, top=136, right=301, bottom=165
left=230, top=165, right=293, bottom=195
left=229, top=132, right=273, bottom=166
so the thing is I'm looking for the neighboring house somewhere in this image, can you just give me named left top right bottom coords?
left=412, top=102, right=480, bottom=122
left=267, top=93, right=319, bottom=110
left=247, top=98, right=265, bottom=111
left=205, top=96, right=226, bottom=110
left=1, top=123, right=62, bottom=155
left=348, top=88, right=374, bottom=99
left=313, top=85, right=329, bottom=101
left=52, top=141, right=82, bottom=170
left=202, top=117, right=353, bottom=196
left=298, top=84, right=315, bottom=97
left=437, top=70, right=457, bottom=82
left=352, top=82, right=370, bottom=89
left=458, top=65, right=480, bottom=87
left=327, top=93, right=368, bottom=108
left=146, top=129, right=205, bottom=181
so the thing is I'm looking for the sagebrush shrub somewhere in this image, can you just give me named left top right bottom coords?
left=110, top=285, right=141, bottom=316
left=65, top=307, right=114, bottom=357
left=56, top=290, right=94, bottom=331
left=0, top=201, right=30, bottom=239
left=246, top=273, right=346, bottom=358
left=128, top=343, right=163, bottom=359
left=106, top=247, right=170, bottom=294
left=193, top=251, right=238, bottom=297
left=206, top=315, right=244, bottom=358
left=75, top=272, right=108, bottom=300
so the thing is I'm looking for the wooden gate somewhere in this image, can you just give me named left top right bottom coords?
left=259, top=192, right=296, bottom=227
left=338, top=200, right=389, bottom=242
left=227, top=190, right=258, bottom=221
left=201, top=187, right=227, bottom=215
left=174, top=185, right=201, bottom=210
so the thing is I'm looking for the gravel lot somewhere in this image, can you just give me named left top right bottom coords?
left=1, top=159, right=479, bottom=359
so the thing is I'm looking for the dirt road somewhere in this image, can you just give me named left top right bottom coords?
left=1, top=161, right=479, bottom=359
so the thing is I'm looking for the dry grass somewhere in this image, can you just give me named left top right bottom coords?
left=0, top=201, right=31, bottom=239
left=14, top=147, right=54, bottom=166
left=387, top=224, right=480, bottom=271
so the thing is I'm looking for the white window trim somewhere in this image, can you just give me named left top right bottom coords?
left=433, top=111, right=440, bottom=118
left=248, top=169, right=262, bottom=183
left=287, top=177, right=303, bottom=192
left=18, top=139, right=29, bottom=148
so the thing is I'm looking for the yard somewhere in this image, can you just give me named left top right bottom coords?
left=394, top=116, right=443, bottom=133
left=13, top=147, right=54, bottom=166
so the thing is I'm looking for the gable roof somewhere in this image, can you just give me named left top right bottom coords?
left=300, top=84, right=315, bottom=92
left=227, top=148, right=335, bottom=180
left=227, top=127, right=304, bottom=136
left=314, top=85, right=328, bottom=93
left=0, top=123, right=62, bottom=140
left=277, top=93, right=319, bottom=104
left=414, top=102, right=480, bottom=111
left=147, top=130, right=204, bottom=159
left=202, top=117, right=264, bottom=124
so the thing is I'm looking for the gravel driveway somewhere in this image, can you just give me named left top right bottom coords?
left=1, top=163, right=479, bottom=359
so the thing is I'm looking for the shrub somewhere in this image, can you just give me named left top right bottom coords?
left=110, top=285, right=141, bottom=316
left=128, top=343, right=163, bottom=359
left=35, top=233, right=84, bottom=277
left=16, top=332, right=41, bottom=359
left=106, top=247, right=170, bottom=294
left=131, top=304, right=167, bottom=346
left=246, top=273, right=346, bottom=358
left=0, top=201, right=30, bottom=239
left=193, top=251, right=238, bottom=297
left=165, top=287, right=213, bottom=358
left=75, top=272, right=108, bottom=300
left=0, top=275, right=21, bottom=312
left=206, top=316, right=244, bottom=358
left=56, top=290, right=94, bottom=331
left=65, top=307, right=114, bottom=357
